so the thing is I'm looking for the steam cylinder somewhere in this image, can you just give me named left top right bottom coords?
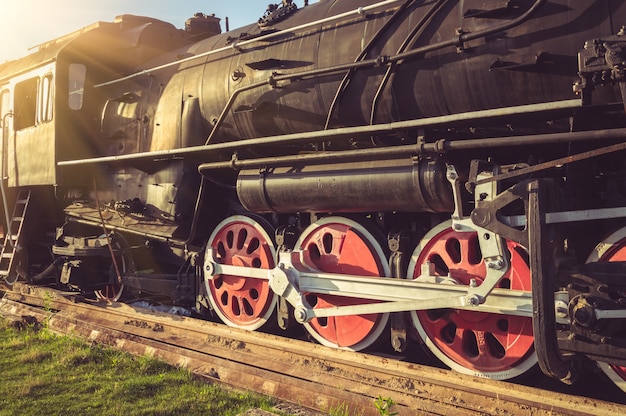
left=236, top=158, right=453, bottom=214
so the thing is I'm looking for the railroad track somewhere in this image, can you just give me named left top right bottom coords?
left=1, top=282, right=625, bottom=416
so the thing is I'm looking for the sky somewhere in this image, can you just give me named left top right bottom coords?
left=0, top=0, right=318, bottom=63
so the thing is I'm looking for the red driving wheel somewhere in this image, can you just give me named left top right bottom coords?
left=205, top=216, right=277, bottom=330
left=408, top=222, right=537, bottom=379
left=296, top=217, right=390, bottom=351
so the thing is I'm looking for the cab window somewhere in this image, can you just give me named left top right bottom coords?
left=68, top=63, right=86, bottom=110
left=40, top=74, right=54, bottom=122
left=14, top=77, right=38, bottom=130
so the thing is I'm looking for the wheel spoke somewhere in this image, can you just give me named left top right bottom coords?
left=296, top=217, right=390, bottom=351
left=95, top=235, right=130, bottom=302
left=408, top=221, right=537, bottom=379
left=205, top=216, right=276, bottom=330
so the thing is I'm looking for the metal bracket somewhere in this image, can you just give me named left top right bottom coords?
left=528, top=179, right=577, bottom=384
left=575, top=28, right=626, bottom=108
left=463, top=0, right=512, bottom=18
left=469, top=180, right=529, bottom=247
left=449, top=165, right=510, bottom=306
left=388, top=229, right=411, bottom=352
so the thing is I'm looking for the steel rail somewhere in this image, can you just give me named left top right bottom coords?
left=0, top=290, right=493, bottom=415
left=2, top=283, right=626, bottom=416
left=0, top=293, right=390, bottom=415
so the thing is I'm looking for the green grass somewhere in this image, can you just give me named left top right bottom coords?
left=0, top=317, right=280, bottom=415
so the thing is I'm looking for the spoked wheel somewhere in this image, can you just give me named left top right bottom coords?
left=94, top=234, right=132, bottom=302
left=586, top=225, right=626, bottom=393
left=407, top=221, right=537, bottom=379
left=295, top=217, right=390, bottom=351
left=205, top=215, right=277, bottom=331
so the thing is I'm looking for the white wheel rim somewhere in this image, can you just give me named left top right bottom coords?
left=407, top=221, right=537, bottom=380
left=295, top=216, right=390, bottom=351
left=95, top=234, right=129, bottom=302
left=204, top=215, right=277, bottom=331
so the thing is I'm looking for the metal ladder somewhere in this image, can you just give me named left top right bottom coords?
left=0, top=189, right=31, bottom=285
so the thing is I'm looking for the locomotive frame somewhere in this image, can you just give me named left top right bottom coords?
left=2, top=0, right=626, bottom=391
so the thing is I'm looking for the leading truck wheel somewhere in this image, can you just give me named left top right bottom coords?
left=586, top=225, right=626, bottom=393
left=295, top=217, right=390, bottom=351
left=94, top=234, right=132, bottom=302
left=407, top=221, right=537, bottom=380
left=205, top=215, right=277, bottom=331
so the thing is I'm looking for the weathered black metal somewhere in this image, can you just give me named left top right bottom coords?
left=3, top=0, right=626, bottom=391
left=528, top=180, right=577, bottom=383
left=558, top=262, right=626, bottom=363
left=236, top=158, right=453, bottom=213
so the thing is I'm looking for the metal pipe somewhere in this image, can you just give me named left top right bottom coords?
left=200, top=146, right=418, bottom=171
left=205, top=80, right=267, bottom=144
left=208, top=0, right=546, bottom=141
left=198, top=126, right=626, bottom=173
left=94, top=0, right=403, bottom=88
left=182, top=176, right=206, bottom=246
left=392, top=0, right=546, bottom=62
left=58, top=99, right=584, bottom=167
left=0, top=112, right=14, bottom=249
left=325, top=0, right=419, bottom=129
left=67, top=217, right=173, bottom=243
left=370, top=0, right=448, bottom=125
left=441, top=126, right=626, bottom=150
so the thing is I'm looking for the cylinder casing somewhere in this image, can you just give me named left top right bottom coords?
left=236, top=158, right=453, bottom=214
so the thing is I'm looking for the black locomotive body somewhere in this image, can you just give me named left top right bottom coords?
left=2, top=0, right=626, bottom=391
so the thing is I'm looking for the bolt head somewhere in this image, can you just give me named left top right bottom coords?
left=555, top=300, right=569, bottom=319
left=294, top=308, right=307, bottom=323
left=487, top=258, right=504, bottom=270
left=468, top=295, right=480, bottom=306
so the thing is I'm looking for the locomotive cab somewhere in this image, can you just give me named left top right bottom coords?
left=0, top=15, right=202, bottom=188
left=0, top=14, right=220, bottom=296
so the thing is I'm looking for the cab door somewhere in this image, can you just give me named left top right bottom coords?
left=6, top=63, right=56, bottom=187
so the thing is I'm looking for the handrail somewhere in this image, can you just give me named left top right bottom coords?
left=0, top=112, right=14, bottom=249
left=57, top=99, right=583, bottom=167
left=93, top=0, right=403, bottom=88
left=204, top=0, right=546, bottom=144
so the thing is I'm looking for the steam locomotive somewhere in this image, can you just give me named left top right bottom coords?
left=2, top=0, right=626, bottom=391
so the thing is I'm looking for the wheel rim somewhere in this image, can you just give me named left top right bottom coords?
left=95, top=235, right=130, bottom=302
left=295, top=217, right=390, bottom=351
left=205, top=215, right=277, bottom=330
left=587, top=226, right=626, bottom=392
left=408, top=222, right=536, bottom=379
left=95, top=282, right=125, bottom=302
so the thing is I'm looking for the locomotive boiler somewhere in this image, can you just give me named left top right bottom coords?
left=2, top=0, right=626, bottom=392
